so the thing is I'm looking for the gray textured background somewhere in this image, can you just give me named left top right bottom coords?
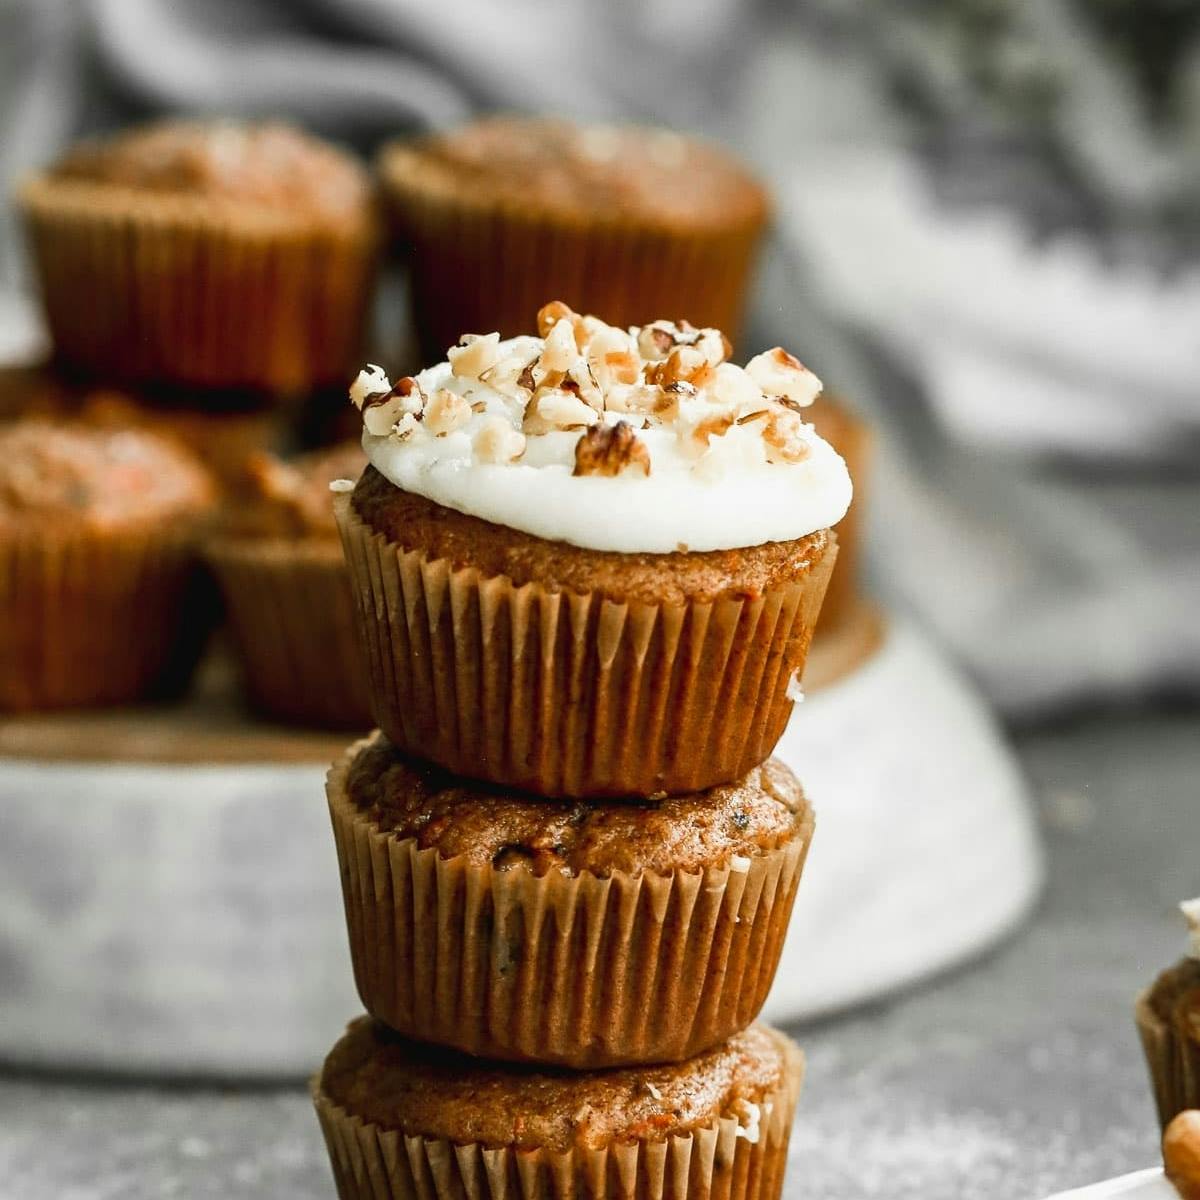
left=1, top=706, right=1193, bottom=1200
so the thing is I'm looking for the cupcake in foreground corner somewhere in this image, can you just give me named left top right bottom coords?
left=337, top=302, right=850, bottom=798
left=313, top=1017, right=802, bottom=1200
left=1138, top=899, right=1200, bottom=1129
left=328, top=734, right=814, bottom=1068
left=378, top=116, right=769, bottom=359
left=207, top=444, right=371, bottom=729
left=0, top=421, right=216, bottom=710
left=19, top=120, right=377, bottom=396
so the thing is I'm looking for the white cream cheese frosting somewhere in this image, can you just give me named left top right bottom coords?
left=350, top=303, right=852, bottom=554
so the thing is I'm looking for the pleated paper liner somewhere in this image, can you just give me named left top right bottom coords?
left=312, top=1030, right=803, bottom=1200
left=1136, top=977, right=1200, bottom=1130
left=207, top=538, right=372, bottom=730
left=335, top=495, right=836, bottom=799
left=18, top=177, right=377, bottom=397
left=326, top=741, right=814, bottom=1069
left=378, top=146, right=767, bottom=363
left=0, top=523, right=209, bottom=711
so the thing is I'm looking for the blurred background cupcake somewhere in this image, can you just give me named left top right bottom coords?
left=207, top=443, right=370, bottom=729
left=379, top=116, right=769, bottom=362
left=19, top=120, right=378, bottom=399
left=0, top=419, right=215, bottom=710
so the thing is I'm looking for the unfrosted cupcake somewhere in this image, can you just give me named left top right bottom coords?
left=379, top=117, right=769, bottom=359
left=207, top=443, right=370, bottom=729
left=337, top=302, right=850, bottom=797
left=1137, top=899, right=1200, bottom=1129
left=313, top=1017, right=802, bottom=1200
left=19, top=120, right=378, bottom=396
left=0, top=363, right=284, bottom=492
left=328, top=733, right=814, bottom=1068
left=0, top=421, right=216, bottom=710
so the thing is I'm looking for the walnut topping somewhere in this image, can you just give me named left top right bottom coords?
left=474, top=417, right=526, bottom=463
left=361, top=375, right=424, bottom=436
left=350, top=304, right=827, bottom=476
left=763, top=407, right=811, bottom=464
left=745, top=347, right=822, bottom=406
left=540, top=317, right=579, bottom=373
left=448, top=332, right=503, bottom=380
left=423, top=388, right=471, bottom=436
left=573, top=421, right=651, bottom=477
left=688, top=409, right=737, bottom=450
left=348, top=363, right=391, bottom=410
left=534, top=389, right=599, bottom=430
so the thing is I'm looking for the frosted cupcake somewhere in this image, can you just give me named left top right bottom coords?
left=19, top=120, right=377, bottom=396
left=314, top=1017, right=802, bottom=1200
left=1138, top=899, right=1200, bottom=1129
left=378, top=116, right=769, bottom=359
left=337, top=301, right=850, bottom=797
left=328, top=734, right=814, bottom=1067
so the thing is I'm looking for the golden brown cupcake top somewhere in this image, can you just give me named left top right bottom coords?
left=382, top=116, right=768, bottom=229
left=220, top=443, right=366, bottom=539
left=47, top=120, right=370, bottom=220
left=321, top=1017, right=793, bottom=1152
left=0, top=421, right=215, bottom=533
left=345, top=733, right=809, bottom=876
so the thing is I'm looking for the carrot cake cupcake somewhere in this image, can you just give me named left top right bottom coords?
left=338, top=301, right=850, bottom=797
left=328, top=733, right=814, bottom=1068
left=1138, top=899, right=1200, bottom=1129
left=0, top=363, right=284, bottom=492
left=207, top=443, right=370, bottom=729
left=0, top=420, right=216, bottom=710
left=19, top=120, right=378, bottom=396
left=314, top=1016, right=802, bottom=1200
left=379, top=117, right=769, bottom=359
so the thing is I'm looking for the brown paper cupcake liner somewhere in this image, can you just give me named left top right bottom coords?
left=379, top=157, right=765, bottom=361
left=1136, top=987, right=1200, bottom=1129
left=312, top=1033, right=802, bottom=1200
left=19, top=179, right=377, bottom=397
left=207, top=539, right=372, bottom=729
left=0, top=524, right=209, bottom=711
left=327, top=742, right=813, bottom=1068
left=336, top=496, right=836, bottom=798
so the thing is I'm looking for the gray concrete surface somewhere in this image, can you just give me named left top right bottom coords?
left=0, top=708, right=1195, bottom=1200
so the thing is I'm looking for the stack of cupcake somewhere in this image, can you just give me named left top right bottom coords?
left=311, top=300, right=853, bottom=1200
left=6, top=119, right=379, bottom=723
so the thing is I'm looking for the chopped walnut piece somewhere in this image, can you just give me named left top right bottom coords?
left=564, top=359, right=603, bottom=410
left=448, top=332, right=502, bottom=380
left=586, top=326, right=641, bottom=390
left=482, top=353, right=538, bottom=400
left=535, top=389, right=599, bottom=429
left=540, top=318, right=579, bottom=373
left=645, top=345, right=715, bottom=389
left=763, top=407, right=811, bottom=464
left=423, top=388, right=472, bottom=436
left=573, top=420, right=651, bottom=477
left=473, top=417, right=526, bottom=463
left=745, top=347, right=823, bottom=406
left=706, top=362, right=763, bottom=414
left=361, top=375, right=424, bottom=437
left=689, top=409, right=737, bottom=450
left=348, top=363, right=391, bottom=411
left=536, top=300, right=578, bottom=339
left=606, top=383, right=678, bottom=420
